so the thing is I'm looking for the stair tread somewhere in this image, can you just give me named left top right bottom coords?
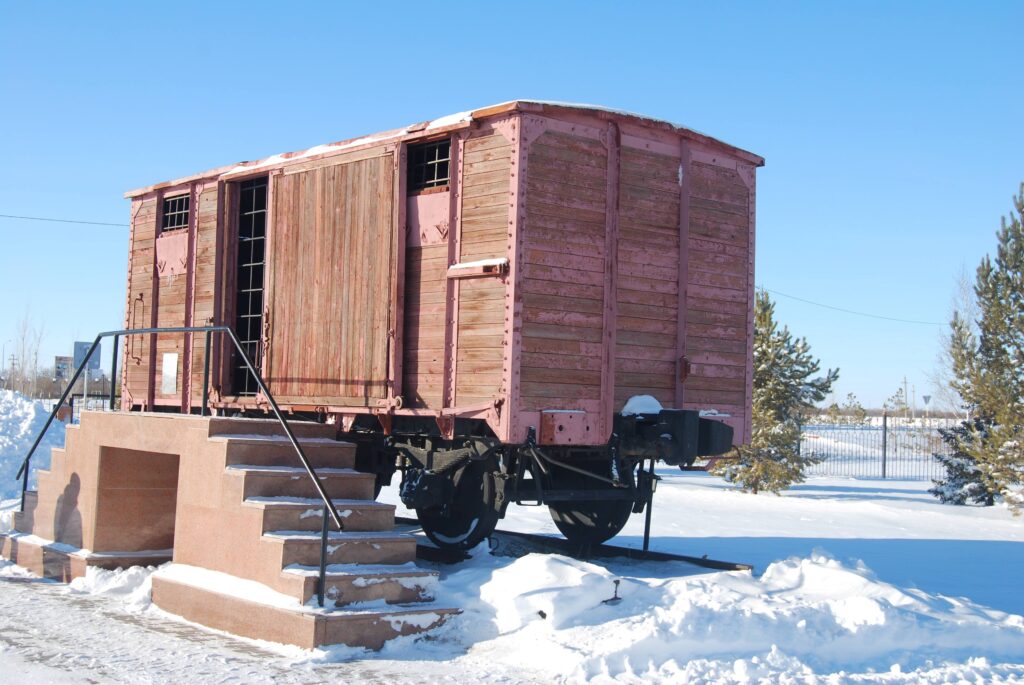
left=265, top=529, right=413, bottom=541
left=155, top=564, right=445, bottom=615
left=211, top=434, right=349, bottom=445
left=227, top=465, right=365, bottom=475
left=245, top=496, right=392, bottom=508
left=282, top=561, right=436, bottom=578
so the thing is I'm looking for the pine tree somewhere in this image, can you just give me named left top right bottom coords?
left=842, top=393, right=868, bottom=425
left=930, top=418, right=995, bottom=505
left=933, top=184, right=1024, bottom=511
left=713, top=291, right=838, bottom=494
left=883, top=388, right=908, bottom=418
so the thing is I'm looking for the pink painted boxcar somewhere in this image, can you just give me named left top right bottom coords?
left=122, top=101, right=762, bottom=548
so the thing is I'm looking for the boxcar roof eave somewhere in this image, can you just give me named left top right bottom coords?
left=124, top=99, right=763, bottom=199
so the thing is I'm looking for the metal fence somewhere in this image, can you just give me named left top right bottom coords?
left=800, top=416, right=959, bottom=480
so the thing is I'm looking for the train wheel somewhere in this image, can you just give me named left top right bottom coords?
left=416, top=458, right=499, bottom=551
left=547, top=461, right=634, bottom=546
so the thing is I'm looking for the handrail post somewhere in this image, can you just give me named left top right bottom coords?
left=317, top=506, right=330, bottom=608
left=109, top=335, right=119, bottom=411
left=202, top=330, right=212, bottom=416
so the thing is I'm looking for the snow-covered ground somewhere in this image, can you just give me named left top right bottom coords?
left=1, top=396, right=1023, bottom=683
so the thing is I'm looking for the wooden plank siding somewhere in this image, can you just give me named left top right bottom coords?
left=455, top=132, right=511, bottom=406
left=402, top=243, right=447, bottom=407
left=153, top=249, right=187, bottom=403
left=120, top=104, right=758, bottom=446
left=681, top=159, right=751, bottom=428
left=614, top=146, right=681, bottom=408
left=189, top=185, right=219, bottom=405
left=123, top=197, right=158, bottom=408
left=520, top=130, right=607, bottom=412
left=265, top=150, right=396, bottom=406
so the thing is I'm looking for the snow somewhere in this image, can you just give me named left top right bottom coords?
left=448, top=257, right=509, bottom=271
left=0, top=390, right=66, bottom=499
left=2, top=394, right=1023, bottom=681
left=621, top=395, right=664, bottom=416
left=1, top=474, right=1022, bottom=682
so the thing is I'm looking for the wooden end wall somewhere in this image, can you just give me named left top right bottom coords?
left=680, top=153, right=754, bottom=440
left=615, top=145, right=681, bottom=408
left=519, top=128, right=607, bottom=414
left=514, top=113, right=756, bottom=445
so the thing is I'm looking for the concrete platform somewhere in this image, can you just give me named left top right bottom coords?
left=2, top=411, right=457, bottom=649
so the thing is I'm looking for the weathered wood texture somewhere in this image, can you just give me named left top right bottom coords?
left=614, top=146, right=680, bottom=408
left=456, top=132, right=511, bottom=405
left=402, top=243, right=447, bottom=408
left=681, top=159, right=751, bottom=429
left=123, top=197, right=157, bottom=407
left=153, top=254, right=187, bottom=402
left=520, top=130, right=607, bottom=412
left=189, top=185, right=219, bottom=404
left=266, top=150, right=396, bottom=405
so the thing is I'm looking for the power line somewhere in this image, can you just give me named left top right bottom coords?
left=0, top=213, right=128, bottom=227
left=0, top=211, right=953, bottom=327
left=762, top=287, right=945, bottom=326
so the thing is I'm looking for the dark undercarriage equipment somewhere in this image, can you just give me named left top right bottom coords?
left=348, top=408, right=734, bottom=551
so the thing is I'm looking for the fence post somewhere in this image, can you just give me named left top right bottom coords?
left=881, top=411, right=888, bottom=479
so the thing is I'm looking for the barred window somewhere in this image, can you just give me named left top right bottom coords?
left=162, top=194, right=190, bottom=232
left=408, top=140, right=451, bottom=192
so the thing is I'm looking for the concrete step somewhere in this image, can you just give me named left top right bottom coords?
left=279, top=562, right=439, bottom=606
left=216, top=435, right=356, bottom=469
left=207, top=417, right=336, bottom=440
left=227, top=465, right=375, bottom=501
left=248, top=497, right=395, bottom=532
left=266, top=529, right=417, bottom=567
left=151, top=565, right=456, bottom=650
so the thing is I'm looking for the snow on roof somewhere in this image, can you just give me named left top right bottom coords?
left=125, top=100, right=760, bottom=198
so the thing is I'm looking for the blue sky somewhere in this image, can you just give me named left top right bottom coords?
left=1, top=1, right=1021, bottom=408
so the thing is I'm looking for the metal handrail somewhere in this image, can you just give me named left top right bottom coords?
left=14, top=325, right=348, bottom=538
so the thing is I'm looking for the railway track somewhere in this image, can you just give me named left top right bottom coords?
left=395, top=516, right=753, bottom=572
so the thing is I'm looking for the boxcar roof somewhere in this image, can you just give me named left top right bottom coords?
left=125, top=100, right=764, bottom=198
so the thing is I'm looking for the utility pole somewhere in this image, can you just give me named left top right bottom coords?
left=1, top=339, right=9, bottom=388
left=903, top=376, right=910, bottom=421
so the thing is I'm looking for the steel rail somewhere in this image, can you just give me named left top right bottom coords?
left=395, top=516, right=753, bottom=572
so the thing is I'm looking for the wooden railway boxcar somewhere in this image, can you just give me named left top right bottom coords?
left=123, top=100, right=761, bottom=548
left=123, top=100, right=761, bottom=447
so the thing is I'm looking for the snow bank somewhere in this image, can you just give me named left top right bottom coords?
left=68, top=565, right=156, bottom=612
left=0, top=390, right=66, bottom=499
left=366, top=548, right=1024, bottom=683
